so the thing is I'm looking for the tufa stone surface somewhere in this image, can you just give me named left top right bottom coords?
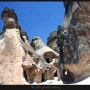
left=0, top=28, right=28, bottom=85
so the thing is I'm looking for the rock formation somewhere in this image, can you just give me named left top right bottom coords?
left=47, top=31, right=59, bottom=53
left=1, top=1, right=90, bottom=85
left=21, top=36, right=60, bottom=83
left=0, top=7, right=29, bottom=85
left=31, top=36, right=60, bottom=81
left=57, top=1, right=90, bottom=84
left=0, top=7, right=60, bottom=84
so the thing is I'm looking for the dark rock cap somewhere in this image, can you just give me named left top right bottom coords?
left=1, top=7, right=18, bottom=22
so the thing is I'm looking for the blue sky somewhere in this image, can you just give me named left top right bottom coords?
left=0, top=2, right=65, bottom=44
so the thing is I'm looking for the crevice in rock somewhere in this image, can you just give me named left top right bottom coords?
left=23, top=70, right=27, bottom=81
left=54, top=71, right=57, bottom=77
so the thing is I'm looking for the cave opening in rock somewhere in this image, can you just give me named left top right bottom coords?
left=46, top=58, right=50, bottom=63
left=42, top=73, right=46, bottom=82
left=23, top=70, right=27, bottom=81
left=54, top=71, right=57, bottom=77
left=61, top=69, right=74, bottom=84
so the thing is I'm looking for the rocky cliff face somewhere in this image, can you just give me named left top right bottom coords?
left=0, top=8, right=28, bottom=85
left=57, top=1, right=90, bottom=84
left=47, top=1, right=90, bottom=84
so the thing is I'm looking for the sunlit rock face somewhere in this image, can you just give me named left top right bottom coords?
left=0, top=7, right=34, bottom=85
left=0, top=28, right=29, bottom=85
left=57, top=1, right=90, bottom=84
left=0, top=7, right=61, bottom=84
left=1, top=1, right=90, bottom=85
left=31, top=36, right=61, bottom=81
left=31, top=36, right=59, bottom=57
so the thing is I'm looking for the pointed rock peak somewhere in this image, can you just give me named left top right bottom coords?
left=1, top=7, right=19, bottom=29
left=4, top=7, right=9, bottom=11
left=1, top=7, right=18, bottom=21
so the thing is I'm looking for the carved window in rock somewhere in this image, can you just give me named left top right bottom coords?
left=44, top=51, right=57, bottom=63
left=41, top=73, right=46, bottom=82
left=46, top=58, right=50, bottom=63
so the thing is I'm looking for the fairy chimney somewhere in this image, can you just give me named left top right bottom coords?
left=0, top=7, right=35, bottom=85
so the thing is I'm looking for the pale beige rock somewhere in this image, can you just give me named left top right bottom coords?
left=0, top=28, right=28, bottom=85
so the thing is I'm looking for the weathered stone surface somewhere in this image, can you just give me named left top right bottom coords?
left=31, top=36, right=59, bottom=57
left=2, top=2, right=90, bottom=84
left=57, top=1, right=90, bottom=84
left=0, top=28, right=28, bottom=85
left=22, top=57, right=40, bottom=83
left=0, top=7, right=61, bottom=84
left=0, top=7, right=35, bottom=85
left=47, top=31, right=59, bottom=53
left=31, top=36, right=60, bottom=81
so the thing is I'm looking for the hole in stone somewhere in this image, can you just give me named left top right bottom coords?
left=46, top=58, right=50, bottom=63
left=41, top=73, right=46, bottom=82
left=23, top=70, right=27, bottom=81
left=54, top=71, right=57, bottom=77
